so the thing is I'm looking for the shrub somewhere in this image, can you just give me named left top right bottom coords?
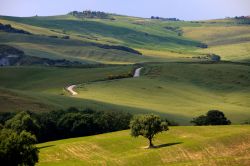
left=191, top=110, right=231, bottom=126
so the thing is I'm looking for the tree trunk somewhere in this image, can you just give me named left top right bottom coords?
left=148, top=138, right=154, bottom=148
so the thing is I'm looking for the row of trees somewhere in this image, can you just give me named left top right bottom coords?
left=234, top=16, right=250, bottom=24
left=151, top=16, right=180, bottom=21
left=0, top=108, right=132, bottom=143
left=69, top=10, right=110, bottom=19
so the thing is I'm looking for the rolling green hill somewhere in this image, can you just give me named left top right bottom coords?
left=1, top=14, right=250, bottom=63
left=37, top=125, right=250, bottom=166
left=0, top=12, right=250, bottom=166
left=0, top=62, right=249, bottom=125
left=74, top=62, right=250, bottom=124
left=0, top=65, right=140, bottom=112
left=0, top=13, right=250, bottom=122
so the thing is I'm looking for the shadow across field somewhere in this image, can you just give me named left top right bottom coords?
left=154, top=142, right=183, bottom=149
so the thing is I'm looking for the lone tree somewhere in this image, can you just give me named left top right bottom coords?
left=130, top=114, right=168, bottom=148
left=191, top=110, right=231, bottom=126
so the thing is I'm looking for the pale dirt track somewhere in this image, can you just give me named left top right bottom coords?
left=66, top=67, right=143, bottom=95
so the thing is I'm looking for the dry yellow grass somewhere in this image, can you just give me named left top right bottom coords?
left=196, top=42, right=250, bottom=61
left=183, top=26, right=250, bottom=44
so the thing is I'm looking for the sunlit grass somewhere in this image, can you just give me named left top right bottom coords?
left=37, top=125, right=250, bottom=166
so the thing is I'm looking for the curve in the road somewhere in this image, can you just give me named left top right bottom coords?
left=133, top=67, right=143, bottom=77
left=66, top=85, right=78, bottom=95
left=66, top=67, right=143, bottom=95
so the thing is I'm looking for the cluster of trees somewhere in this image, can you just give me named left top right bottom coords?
left=0, top=129, right=39, bottom=166
left=197, top=43, right=208, bottom=48
left=48, top=35, right=70, bottom=39
left=69, top=10, right=110, bottom=19
left=0, top=111, right=41, bottom=165
left=234, top=16, right=250, bottom=24
left=192, top=54, right=221, bottom=62
left=0, top=108, right=132, bottom=142
left=151, top=16, right=180, bottom=21
left=108, top=72, right=133, bottom=80
left=191, top=110, right=231, bottom=126
left=0, top=108, right=132, bottom=165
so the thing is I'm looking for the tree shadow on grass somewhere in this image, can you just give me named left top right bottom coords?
left=38, top=145, right=55, bottom=149
left=154, top=142, right=183, bottom=149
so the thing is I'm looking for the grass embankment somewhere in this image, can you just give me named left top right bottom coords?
left=37, top=125, right=250, bottom=166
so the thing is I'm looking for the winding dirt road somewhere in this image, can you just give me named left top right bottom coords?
left=66, top=67, right=143, bottom=96
left=133, top=67, right=143, bottom=77
left=66, top=85, right=78, bottom=95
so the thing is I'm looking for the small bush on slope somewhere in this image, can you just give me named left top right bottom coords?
left=191, top=110, right=231, bottom=126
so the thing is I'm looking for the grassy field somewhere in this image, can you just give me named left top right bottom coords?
left=197, top=42, right=250, bottom=62
left=0, top=63, right=249, bottom=124
left=0, top=66, right=132, bottom=93
left=183, top=24, right=250, bottom=62
left=74, top=63, right=250, bottom=124
left=37, top=125, right=250, bottom=166
left=0, top=65, right=138, bottom=112
left=1, top=13, right=250, bottom=166
left=1, top=15, right=250, bottom=63
left=0, top=14, right=208, bottom=64
left=0, top=14, right=250, bottom=122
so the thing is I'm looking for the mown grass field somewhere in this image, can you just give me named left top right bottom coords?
left=37, top=125, right=250, bottom=166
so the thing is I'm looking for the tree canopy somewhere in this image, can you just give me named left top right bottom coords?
left=0, top=129, right=39, bottom=166
left=4, top=111, right=40, bottom=136
left=130, top=114, right=168, bottom=148
left=0, top=108, right=132, bottom=142
left=191, top=110, right=231, bottom=126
